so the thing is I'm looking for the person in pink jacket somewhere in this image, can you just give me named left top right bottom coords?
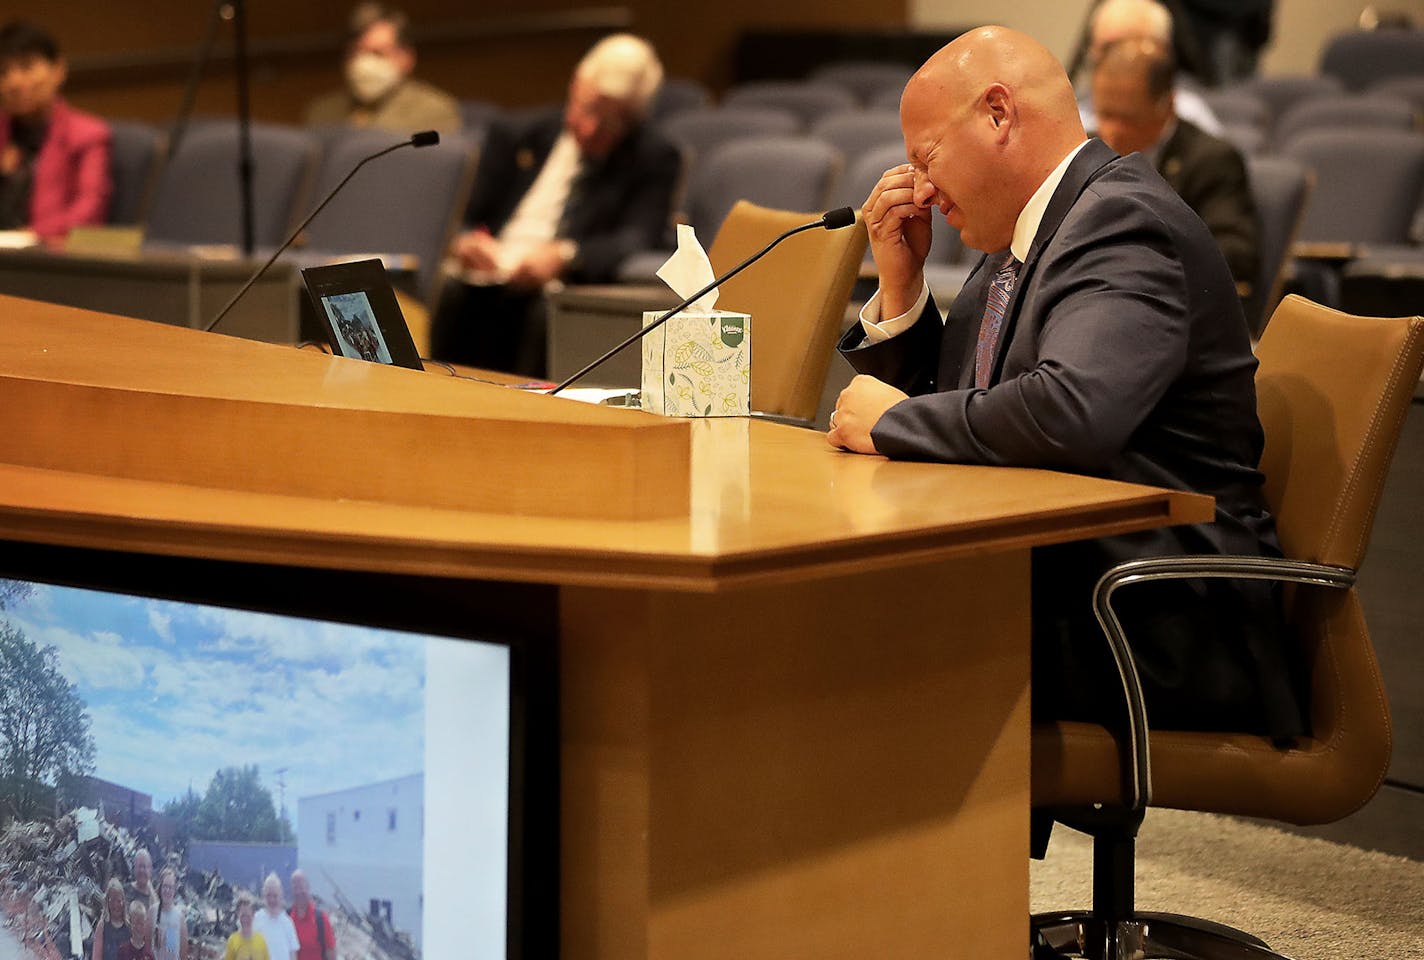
left=0, top=20, right=111, bottom=245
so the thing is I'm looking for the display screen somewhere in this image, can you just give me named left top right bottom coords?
left=0, top=577, right=512, bottom=960
left=322, top=290, right=395, bottom=364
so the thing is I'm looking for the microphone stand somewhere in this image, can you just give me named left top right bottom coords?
left=162, top=0, right=257, bottom=257
left=165, top=0, right=226, bottom=163
left=232, top=0, right=255, bottom=258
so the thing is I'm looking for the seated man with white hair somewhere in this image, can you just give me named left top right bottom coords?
left=430, top=33, right=681, bottom=376
left=1079, top=0, right=1222, bottom=136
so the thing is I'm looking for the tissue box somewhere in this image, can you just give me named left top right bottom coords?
left=640, top=310, right=751, bottom=417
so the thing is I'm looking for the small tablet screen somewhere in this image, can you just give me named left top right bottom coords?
left=322, top=290, right=394, bottom=363
left=301, top=259, right=423, bottom=370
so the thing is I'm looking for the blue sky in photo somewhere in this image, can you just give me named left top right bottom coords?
left=0, top=581, right=426, bottom=826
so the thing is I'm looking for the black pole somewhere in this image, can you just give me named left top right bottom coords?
left=165, top=0, right=226, bottom=164
left=231, top=0, right=256, bottom=257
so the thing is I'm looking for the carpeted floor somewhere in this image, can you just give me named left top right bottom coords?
left=1030, top=808, right=1424, bottom=959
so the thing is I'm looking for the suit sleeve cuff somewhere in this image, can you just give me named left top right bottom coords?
left=859, top=282, right=931, bottom=343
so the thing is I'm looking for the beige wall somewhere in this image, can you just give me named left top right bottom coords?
left=909, top=0, right=1424, bottom=76
left=1261, top=0, right=1424, bottom=74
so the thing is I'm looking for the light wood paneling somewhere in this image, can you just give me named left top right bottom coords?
left=1, top=295, right=689, bottom=521
left=562, top=553, right=1031, bottom=960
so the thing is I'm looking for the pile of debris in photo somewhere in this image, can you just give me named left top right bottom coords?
left=0, top=808, right=416, bottom=960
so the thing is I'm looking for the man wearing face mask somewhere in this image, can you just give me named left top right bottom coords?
left=303, top=2, right=460, bottom=134
left=428, top=33, right=679, bottom=376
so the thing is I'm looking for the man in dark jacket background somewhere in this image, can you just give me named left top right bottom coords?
left=430, top=33, right=680, bottom=376
left=1092, top=35, right=1258, bottom=292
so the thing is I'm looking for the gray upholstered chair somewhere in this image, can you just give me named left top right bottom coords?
left=1319, top=28, right=1424, bottom=91
left=868, top=85, right=906, bottom=111
left=1243, top=156, right=1312, bottom=337
left=1284, top=127, right=1424, bottom=308
left=1032, top=294, right=1424, bottom=959
left=1369, top=74, right=1424, bottom=114
left=659, top=106, right=801, bottom=169
left=809, top=109, right=905, bottom=169
left=1283, top=128, right=1424, bottom=248
left=1239, top=74, right=1344, bottom=125
left=808, top=60, right=913, bottom=106
left=649, top=77, right=712, bottom=123
left=1218, top=121, right=1266, bottom=157
left=457, top=99, right=503, bottom=135
left=105, top=120, right=165, bottom=226
left=1201, top=88, right=1269, bottom=130
left=298, top=129, right=477, bottom=302
left=143, top=122, right=318, bottom=249
left=1273, top=94, right=1418, bottom=152
left=721, top=80, right=858, bottom=129
left=684, top=136, right=842, bottom=243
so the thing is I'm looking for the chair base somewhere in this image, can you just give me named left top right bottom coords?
left=1032, top=910, right=1294, bottom=960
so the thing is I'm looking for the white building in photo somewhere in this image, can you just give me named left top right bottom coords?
left=298, top=773, right=423, bottom=947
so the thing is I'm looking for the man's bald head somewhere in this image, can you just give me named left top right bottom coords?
left=1090, top=0, right=1174, bottom=61
left=908, top=26, right=1082, bottom=129
left=899, top=26, right=1085, bottom=252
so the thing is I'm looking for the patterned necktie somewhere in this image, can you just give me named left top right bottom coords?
left=974, top=253, right=1022, bottom=389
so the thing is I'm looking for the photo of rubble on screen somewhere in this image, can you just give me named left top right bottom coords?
left=0, top=579, right=432, bottom=960
left=0, top=809, right=415, bottom=960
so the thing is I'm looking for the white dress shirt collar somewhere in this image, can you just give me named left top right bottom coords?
left=1010, top=139, right=1090, bottom=263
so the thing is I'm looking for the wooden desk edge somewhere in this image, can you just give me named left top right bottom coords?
left=0, top=471, right=1210, bottom=593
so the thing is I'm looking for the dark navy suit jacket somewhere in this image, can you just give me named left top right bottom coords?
left=1155, top=118, right=1258, bottom=287
left=839, top=138, right=1300, bottom=736
left=461, top=108, right=680, bottom=283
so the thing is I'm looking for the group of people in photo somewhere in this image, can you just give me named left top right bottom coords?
left=88, top=850, right=333, bottom=960
left=327, top=298, right=387, bottom=362
left=90, top=851, right=185, bottom=960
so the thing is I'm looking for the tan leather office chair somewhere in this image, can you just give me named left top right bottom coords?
left=1030, top=295, right=1424, bottom=959
left=707, top=200, right=867, bottom=424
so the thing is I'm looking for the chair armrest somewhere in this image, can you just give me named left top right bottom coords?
left=1090, top=555, right=1356, bottom=812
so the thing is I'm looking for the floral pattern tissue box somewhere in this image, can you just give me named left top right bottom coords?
left=640, top=311, right=751, bottom=417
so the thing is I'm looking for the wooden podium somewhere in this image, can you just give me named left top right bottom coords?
left=0, top=297, right=1211, bottom=960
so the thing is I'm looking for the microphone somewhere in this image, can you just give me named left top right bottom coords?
left=203, top=130, right=441, bottom=334
left=549, top=206, right=857, bottom=395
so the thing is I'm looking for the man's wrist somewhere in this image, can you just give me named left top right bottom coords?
left=879, top=271, right=925, bottom=320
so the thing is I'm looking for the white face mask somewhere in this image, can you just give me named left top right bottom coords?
left=346, top=52, right=402, bottom=105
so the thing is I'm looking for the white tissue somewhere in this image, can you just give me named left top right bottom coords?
left=655, top=223, right=718, bottom=313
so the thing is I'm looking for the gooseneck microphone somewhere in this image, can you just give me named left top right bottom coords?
left=549, top=206, right=858, bottom=395
left=203, top=130, right=442, bottom=334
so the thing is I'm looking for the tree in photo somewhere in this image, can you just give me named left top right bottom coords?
left=166, top=765, right=294, bottom=843
left=0, top=578, right=34, bottom=611
left=161, top=785, right=203, bottom=852
left=0, top=622, right=96, bottom=822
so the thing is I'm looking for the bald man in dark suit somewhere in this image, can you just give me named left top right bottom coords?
left=829, top=26, right=1299, bottom=738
